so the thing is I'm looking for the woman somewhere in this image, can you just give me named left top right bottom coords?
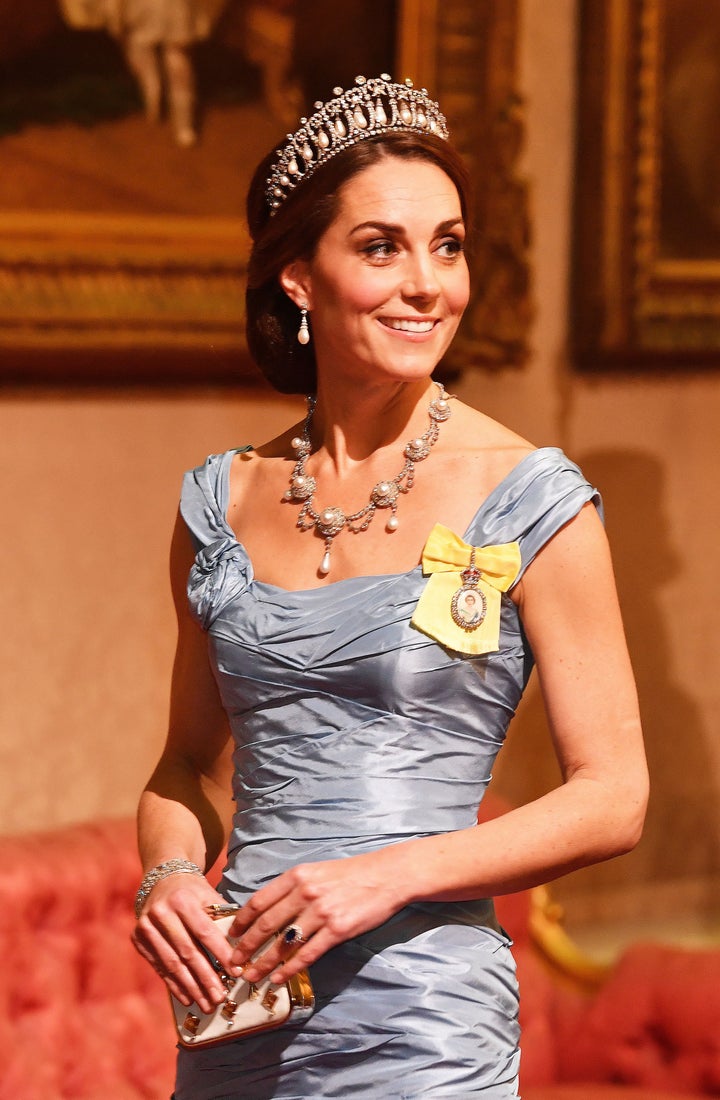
left=132, top=76, right=648, bottom=1097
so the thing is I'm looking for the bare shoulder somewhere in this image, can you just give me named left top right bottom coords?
left=226, top=420, right=304, bottom=514
left=447, top=400, right=536, bottom=482
left=229, top=420, right=304, bottom=465
left=451, top=399, right=533, bottom=446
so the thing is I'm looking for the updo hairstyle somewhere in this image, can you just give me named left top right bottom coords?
left=245, top=131, right=472, bottom=394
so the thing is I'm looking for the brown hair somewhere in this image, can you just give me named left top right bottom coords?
left=245, top=131, right=472, bottom=394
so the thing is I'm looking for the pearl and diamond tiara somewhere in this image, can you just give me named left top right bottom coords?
left=265, top=74, right=449, bottom=213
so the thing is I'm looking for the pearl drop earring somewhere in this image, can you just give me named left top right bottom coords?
left=297, top=307, right=310, bottom=346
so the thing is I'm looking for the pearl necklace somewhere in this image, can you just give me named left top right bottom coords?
left=284, top=381, right=453, bottom=576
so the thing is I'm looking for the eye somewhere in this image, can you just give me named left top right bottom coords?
left=436, top=236, right=465, bottom=260
left=361, top=239, right=398, bottom=262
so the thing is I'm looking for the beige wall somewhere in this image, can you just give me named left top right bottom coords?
left=0, top=390, right=302, bottom=833
left=1, top=0, right=718, bottom=927
left=485, top=0, right=720, bottom=926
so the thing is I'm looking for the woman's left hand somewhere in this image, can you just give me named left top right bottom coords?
left=227, top=848, right=407, bottom=983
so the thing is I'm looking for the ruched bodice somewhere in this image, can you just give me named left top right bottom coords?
left=174, top=446, right=600, bottom=1099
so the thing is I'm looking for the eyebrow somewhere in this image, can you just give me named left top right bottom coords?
left=349, top=217, right=465, bottom=237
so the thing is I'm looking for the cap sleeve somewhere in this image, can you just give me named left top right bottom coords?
left=469, top=448, right=602, bottom=586
left=180, top=448, right=251, bottom=551
left=179, top=448, right=254, bottom=629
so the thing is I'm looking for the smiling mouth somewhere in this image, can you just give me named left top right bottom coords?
left=381, top=318, right=437, bottom=333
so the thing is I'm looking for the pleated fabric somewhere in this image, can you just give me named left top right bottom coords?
left=174, top=446, right=600, bottom=1099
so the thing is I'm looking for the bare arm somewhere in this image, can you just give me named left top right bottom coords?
left=398, top=501, right=648, bottom=896
left=131, top=512, right=236, bottom=1011
left=138, top=512, right=234, bottom=871
left=228, top=503, right=648, bottom=984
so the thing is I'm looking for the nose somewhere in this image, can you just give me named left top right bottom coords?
left=401, top=250, right=440, bottom=303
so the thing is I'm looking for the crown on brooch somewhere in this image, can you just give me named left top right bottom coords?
left=265, top=74, right=449, bottom=213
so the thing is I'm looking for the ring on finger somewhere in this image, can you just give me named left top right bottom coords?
left=281, top=923, right=306, bottom=947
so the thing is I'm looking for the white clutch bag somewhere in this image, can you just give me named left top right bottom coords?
left=170, top=906, right=315, bottom=1049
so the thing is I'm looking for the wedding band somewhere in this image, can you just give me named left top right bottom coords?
left=282, top=924, right=305, bottom=946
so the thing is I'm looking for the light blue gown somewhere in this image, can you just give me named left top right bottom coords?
left=174, top=446, right=600, bottom=1099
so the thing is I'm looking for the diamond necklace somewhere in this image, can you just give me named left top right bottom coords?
left=283, top=381, right=453, bottom=576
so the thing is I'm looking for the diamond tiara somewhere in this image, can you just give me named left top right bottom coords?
left=265, top=74, right=449, bottom=213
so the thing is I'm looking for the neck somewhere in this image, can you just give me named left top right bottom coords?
left=309, top=375, right=438, bottom=473
left=288, top=373, right=451, bottom=576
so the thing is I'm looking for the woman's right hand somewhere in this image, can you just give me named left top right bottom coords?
left=132, top=873, right=238, bottom=1013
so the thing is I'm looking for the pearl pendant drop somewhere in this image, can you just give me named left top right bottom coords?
left=284, top=382, right=452, bottom=577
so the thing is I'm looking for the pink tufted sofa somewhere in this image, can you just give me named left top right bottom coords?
left=0, top=819, right=176, bottom=1100
left=0, top=815, right=717, bottom=1099
left=498, top=885, right=720, bottom=1098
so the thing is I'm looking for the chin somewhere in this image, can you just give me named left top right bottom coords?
left=375, top=357, right=442, bottom=384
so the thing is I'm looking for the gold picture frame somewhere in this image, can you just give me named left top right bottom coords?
left=572, top=0, right=720, bottom=368
left=0, top=0, right=528, bottom=382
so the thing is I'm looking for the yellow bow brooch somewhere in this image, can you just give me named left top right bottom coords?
left=411, top=524, right=521, bottom=655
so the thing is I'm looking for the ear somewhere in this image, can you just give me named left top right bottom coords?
left=279, top=260, right=313, bottom=311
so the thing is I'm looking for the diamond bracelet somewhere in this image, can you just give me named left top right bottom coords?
left=134, top=858, right=204, bottom=918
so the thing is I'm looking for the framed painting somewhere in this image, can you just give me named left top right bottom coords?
left=572, top=0, right=720, bottom=369
left=0, top=0, right=528, bottom=382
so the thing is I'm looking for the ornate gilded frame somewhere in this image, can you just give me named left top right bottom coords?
left=572, top=0, right=720, bottom=368
left=0, top=1, right=528, bottom=382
